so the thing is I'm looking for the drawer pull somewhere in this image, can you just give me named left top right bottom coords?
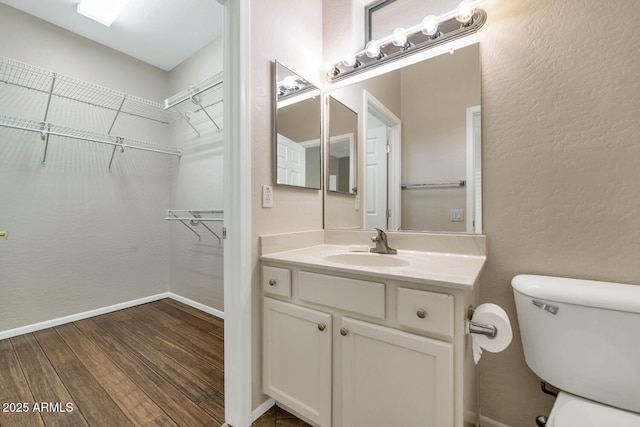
left=268, top=279, right=277, bottom=286
left=416, top=309, right=427, bottom=319
left=317, top=323, right=326, bottom=332
left=340, top=328, right=349, bottom=336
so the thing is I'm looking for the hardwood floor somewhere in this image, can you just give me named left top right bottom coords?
left=252, top=405, right=312, bottom=427
left=0, top=299, right=225, bottom=427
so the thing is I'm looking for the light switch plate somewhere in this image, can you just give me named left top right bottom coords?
left=262, top=185, right=273, bottom=208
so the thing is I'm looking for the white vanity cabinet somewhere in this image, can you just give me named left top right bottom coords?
left=340, top=317, right=454, bottom=427
left=262, top=263, right=476, bottom=427
left=263, top=297, right=332, bottom=427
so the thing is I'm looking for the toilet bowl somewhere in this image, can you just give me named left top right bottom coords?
left=547, top=391, right=640, bottom=427
left=512, top=275, right=640, bottom=426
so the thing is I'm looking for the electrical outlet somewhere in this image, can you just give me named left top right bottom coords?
left=450, top=209, right=464, bottom=222
left=262, top=185, right=273, bottom=208
left=355, top=195, right=360, bottom=211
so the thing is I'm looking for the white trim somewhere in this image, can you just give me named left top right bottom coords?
left=251, top=398, right=276, bottom=423
left=220, top=0, right=253, bottom=426
left=166, top=293, right=224, bottom=319
left=479, top=414, right=513, bottom=427
left=466, top=105, right=482, bottom=234
left=0, top=293, right=224, bottom=341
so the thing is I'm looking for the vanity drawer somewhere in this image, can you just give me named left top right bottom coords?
left=299, top=271, right=385, bottom=320
left=262, top=265, right=292, bottom=298
left=397, top=288, right=453, bottom=337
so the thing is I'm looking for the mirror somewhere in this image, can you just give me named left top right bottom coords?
left=327, top=96, right=358, bottom=194
left=274, top=61, right=322, bottom=189
left=324, top=43, right=482, bottom=233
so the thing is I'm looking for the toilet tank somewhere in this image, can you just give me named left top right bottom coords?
left=512, top=274, right=640, bottom=413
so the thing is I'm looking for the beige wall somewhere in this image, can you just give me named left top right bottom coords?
left=476, top=0, right=640, bottom=425
left=0, top=4, right=173, bottom=333
left=250, top=0, right=324, bottom=409
left=400, top=44, right=480, bottom=232
left=168, top=39, right=225, bottom=311
left=323, top=0, right=640, bottom=426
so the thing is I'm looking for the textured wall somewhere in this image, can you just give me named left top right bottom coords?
left=0, top=4, right=172, bottom=332
left=250, top=0, right=324, bottom=409
left=323, top=0, right=640, bottom=426
left=476, top=0, right=640, bottom=425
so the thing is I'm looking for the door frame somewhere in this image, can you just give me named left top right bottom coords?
left=219, top=0, right=253, bottom=426
left=465, top=105, right=481, bottom=234
left=363, top=90, right=402, bottom=230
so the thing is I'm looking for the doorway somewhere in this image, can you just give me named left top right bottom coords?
left=363, top=91, right=401, bottom=230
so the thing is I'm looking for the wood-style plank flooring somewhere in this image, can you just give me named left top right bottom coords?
left=0, top=299, right=225, bottom=427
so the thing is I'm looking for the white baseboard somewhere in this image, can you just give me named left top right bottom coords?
left=0, top=292, right=224, bottom=340
left=479, top=415, right=512, bottom=427
left=251, top=398, right=275, bottom=423
left=166, top=292, right=224, bottom=320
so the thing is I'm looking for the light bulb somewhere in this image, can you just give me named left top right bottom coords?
left=391, top=27, right=408, bottom=47
left=455, top=0, right=476, bottom=24
left=365, top=40, right=381, bottom=59
left=343, top=54, right=357, bottom=67
left=420, top=15, right=439, bottom=37
left=282, top=76, right=298, bottom=90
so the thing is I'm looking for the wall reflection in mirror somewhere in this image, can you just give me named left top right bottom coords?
left=327, top=96, right=357, bottom=194
left=324, top=43, right=482, bottom=234
left=274, top=61, right=322, bottom=189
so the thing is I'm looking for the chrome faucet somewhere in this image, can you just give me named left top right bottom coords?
left=370, top=228, right=397, bottom=254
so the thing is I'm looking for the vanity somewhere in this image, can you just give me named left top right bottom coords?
left=260, top=230, right=486, bottom=427
left=268, top=9, right=486, bottom=425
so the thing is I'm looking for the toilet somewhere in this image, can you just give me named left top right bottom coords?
left=512, top=274, right=640, bottom=426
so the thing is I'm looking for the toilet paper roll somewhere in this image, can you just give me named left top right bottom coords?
left=470, top=303, right=512, bottom=364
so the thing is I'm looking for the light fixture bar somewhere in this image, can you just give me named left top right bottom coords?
left=77, top=0, right=131, bottom=27
left=328, top=0, right=488, bottom=82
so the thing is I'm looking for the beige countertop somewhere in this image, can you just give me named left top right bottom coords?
left=260, top=244, right=486, bottom=290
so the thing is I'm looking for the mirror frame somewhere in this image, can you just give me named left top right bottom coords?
left=273, top=60, right=322, bottom=190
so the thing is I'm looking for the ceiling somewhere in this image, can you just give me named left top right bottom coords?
left=0, top=0, right=224, bottom=71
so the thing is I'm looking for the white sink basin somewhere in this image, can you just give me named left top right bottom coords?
left=324, top=252, right=410, bottom=268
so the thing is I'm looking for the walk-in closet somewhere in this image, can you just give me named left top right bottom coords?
left=0, top=0, right=225, bottom=393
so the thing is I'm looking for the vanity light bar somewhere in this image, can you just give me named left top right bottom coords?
left=328, top=0, right=487, bottom=82
left=276, top=75, right=316, bottom=100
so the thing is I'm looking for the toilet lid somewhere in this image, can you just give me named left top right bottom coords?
left=548, top=392, right=640, bottom=427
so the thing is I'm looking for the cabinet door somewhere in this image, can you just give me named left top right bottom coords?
left=341, top=317, right=453, bottom=427
left=263, top=297, right=332, bottom=427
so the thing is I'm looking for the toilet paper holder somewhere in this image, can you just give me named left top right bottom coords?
left=466, top=305, right=497, bottom=338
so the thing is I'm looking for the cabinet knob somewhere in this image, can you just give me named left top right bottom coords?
left=416, top=309, right=427, bottom=319
left=268, top=279, right=277, bottom=286
left=318, top=323, right=326, bottom=332
left=340, top=328, right=349, bottom=336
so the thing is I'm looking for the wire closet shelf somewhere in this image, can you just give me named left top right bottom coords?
left=0, top=56, right=182, bottom=169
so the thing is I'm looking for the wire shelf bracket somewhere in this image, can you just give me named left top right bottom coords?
left=164, top=73, right=223, bottom=135
left=165, top=210, right=224, bottom=243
